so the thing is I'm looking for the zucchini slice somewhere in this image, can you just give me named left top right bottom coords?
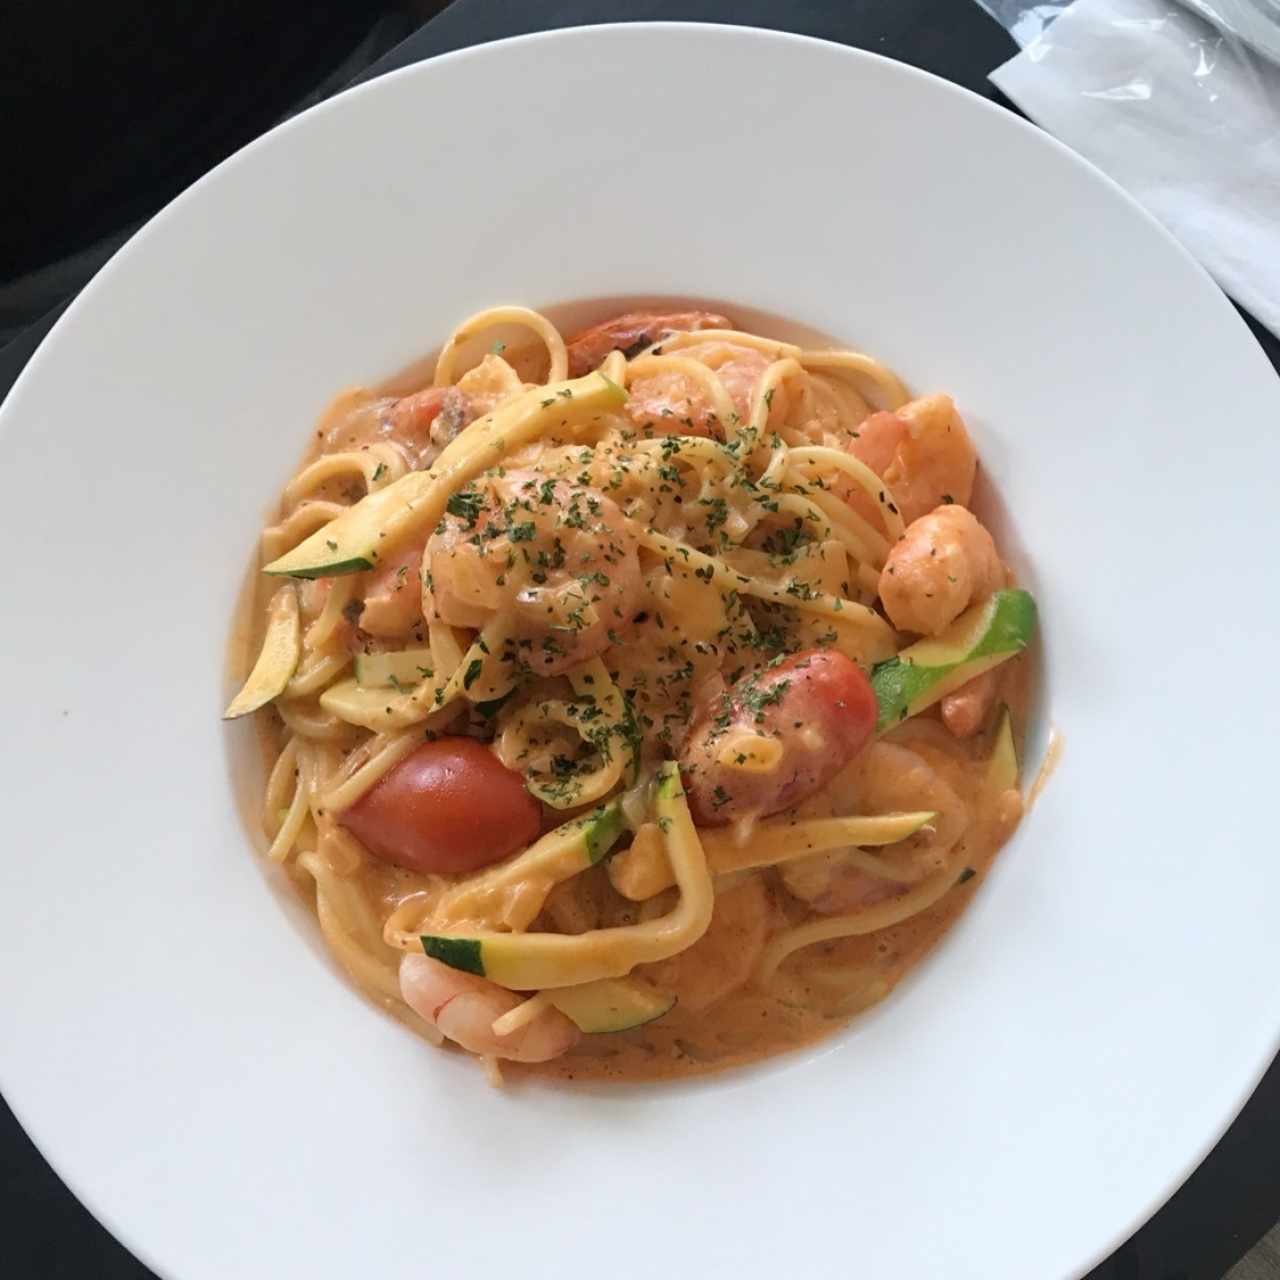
left=871, top=588, right=1037, bottom=733
left=318, top=677, right=406, bottom=731
left=421, top=762, right=713, bottom=989
left=547, top=979, right=675, bottom=1034
left=263, top=371, right=626, bottom=579
left=223, top=587, right=300, bottom=719
left=985, top=705, right=1019, bottom=793
left=354, top=647, right=435, bottom=689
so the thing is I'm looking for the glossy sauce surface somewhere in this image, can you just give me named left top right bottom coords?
left=232, top=303, right=1038, bottom=1082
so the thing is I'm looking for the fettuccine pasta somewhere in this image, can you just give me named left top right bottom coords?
left=225, top=304, right=1038, bottom=1082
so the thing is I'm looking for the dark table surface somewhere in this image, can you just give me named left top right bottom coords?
left=3, top=2, right=1278, bottom=1277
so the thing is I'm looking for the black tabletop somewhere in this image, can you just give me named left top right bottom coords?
left=3, top=2, right=1278, bottom=1277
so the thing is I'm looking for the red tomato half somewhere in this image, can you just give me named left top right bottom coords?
left=681, top=650, right=878, bottom=826
left=339, top=737, right=540, bottom=874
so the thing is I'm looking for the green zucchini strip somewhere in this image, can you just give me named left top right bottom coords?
left=223, top=586, right=301, bottom=719
left=872, top=588, right=1037, bottom=733
left=263, top=371, right=626, bottom=579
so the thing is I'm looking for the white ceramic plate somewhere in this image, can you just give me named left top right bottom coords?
left=2, top=23, right=1278, bottom=1280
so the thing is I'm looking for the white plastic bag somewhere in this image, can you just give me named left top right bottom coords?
left=977, top=0, right=1280, bottom=58
left=981, top=0, right=1280, bottom=336
left=972, top=0, right=1075, bottom=45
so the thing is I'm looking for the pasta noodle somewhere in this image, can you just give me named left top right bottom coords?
left=226, top=304, right=1038, bottom=1082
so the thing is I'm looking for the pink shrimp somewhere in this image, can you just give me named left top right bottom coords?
left=356, top=537, right=429, bottom=639
left=845, top=393, right=978, bottom=527
left=321, top=386, right=472, bottom=472
left=564, top=309, right=731, bottom=376
left=423, top=469, right=642, bottom=676
left=626, top=346, right=770, bottom=438
left=399, top=954, right=579, bottom=1063
left=879, top=504, right=1004, bottom=636
left=385, top=385, right=472, bottom=458
left=940, top=669, right=1002, bottom=739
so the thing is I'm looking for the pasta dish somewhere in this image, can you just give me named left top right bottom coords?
left=224, top=305, right=1038, bottom=1083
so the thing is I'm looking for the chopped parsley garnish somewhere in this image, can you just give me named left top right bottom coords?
left=475, top=689, right=516, bottom=719
left=700, top=496, right=728, bottom=536
left=762, top=522, right=807, bottom=561
left=739, top=674, right=791, bottom=724
left=446, top=487, right=485, bottom=528
left=784, top=579, right=818, bottom=602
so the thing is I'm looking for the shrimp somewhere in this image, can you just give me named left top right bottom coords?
left=940, top=668, right=1001, bottom=739
left=879, top=504, right=1004, bottom=636
left=640, top=876, right=771, bottom=1011
left=452, top=353, right=527, bottom=418
left=626, top=345, right=770, bottom=438
left=386, top=385, right=472, bottom=458
left=779, top=742, right=969, bottom=914
left=321, top=386, right=472, bottom=471
left=845, top=393, right=977, bottom=526
left=565, top=309, right=731, bottom=376
left=399, top=953, right=579, bottom=1063
left=357, top=536, right=429, bottom=639
left=424, top=468, right=642, bottom=675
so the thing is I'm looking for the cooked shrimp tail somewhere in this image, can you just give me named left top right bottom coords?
left=399, top=954, right=579, bottom=1064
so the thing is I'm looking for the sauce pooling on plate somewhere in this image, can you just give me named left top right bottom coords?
left=225, top=304, right=1038, bottom=1082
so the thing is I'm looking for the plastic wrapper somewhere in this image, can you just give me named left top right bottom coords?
left=972, top=0, right=1075, bottom=46
left=976, top=0, right=1280, bottom=58
left=975, top=0, right=1280, bottom=337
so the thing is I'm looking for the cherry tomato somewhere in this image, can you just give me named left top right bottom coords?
left=339, top=737, right=540, bottom=874
left=680, top=650, right=878, bottom=825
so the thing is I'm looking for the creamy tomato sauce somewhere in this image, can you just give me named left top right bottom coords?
left=525, top=654, right=1030, bottom=1083
left=226, top=302, right=1042, bottom=1084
